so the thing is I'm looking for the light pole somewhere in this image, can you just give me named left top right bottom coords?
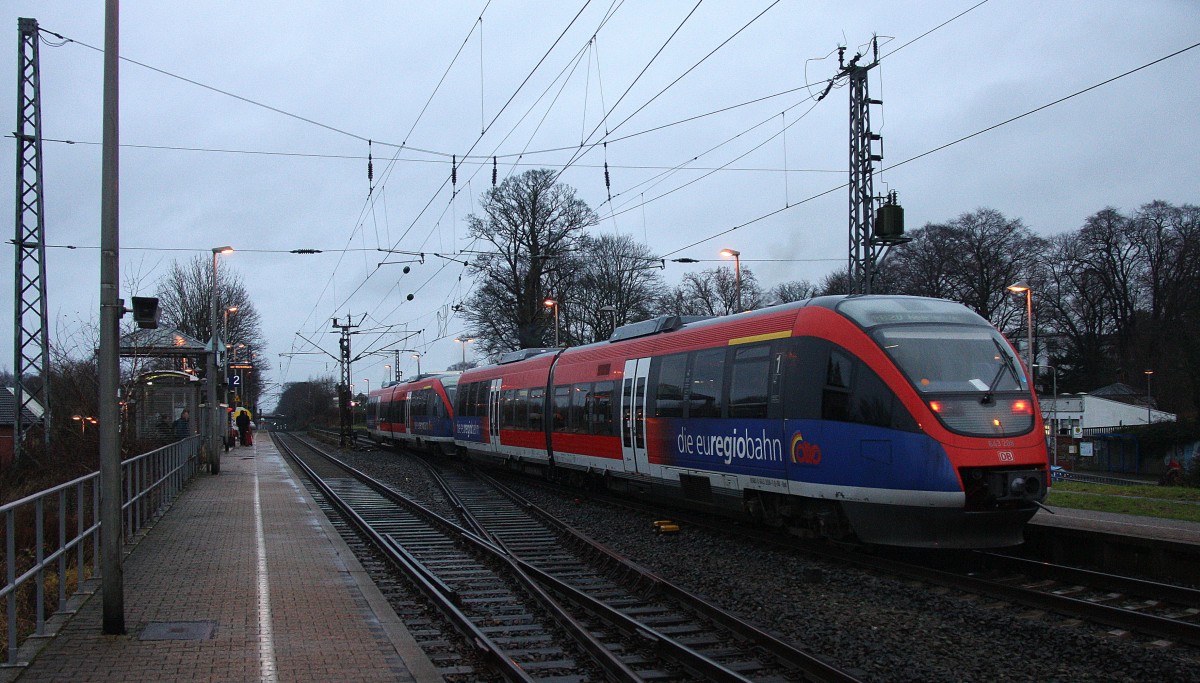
left=720, top=248, right=742, bottom=312
left=1006, top=280, right=1033, bottom=378
left=544, top=298, right=560, bottom=347
left=599, top=305, right=617, bottom=338
left=1144, top=370, right=1154, bottom=425
left=209, top=246, right=233, bottom=473
left=454, top=337, right=474, bottom=366
left=223, top=305, right=238, bottom=343
left=384, top=364, right=391, bottom=384
left=1034, top=364, right=1058, bottom=466
left=412, top=352, right=422, bottom=376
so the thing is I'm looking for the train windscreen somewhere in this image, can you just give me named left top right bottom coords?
left=873, top=325, right=1035, bottom=437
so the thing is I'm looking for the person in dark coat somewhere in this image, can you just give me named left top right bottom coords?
left=235, top=409, right=251, bottom=446
left=172, top=409, right=190, bottom=440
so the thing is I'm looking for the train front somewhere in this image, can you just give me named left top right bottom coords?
left=839, top=297, right=1049, bottom=548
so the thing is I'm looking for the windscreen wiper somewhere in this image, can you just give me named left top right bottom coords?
left=981, top=339, right=1020, bottom=404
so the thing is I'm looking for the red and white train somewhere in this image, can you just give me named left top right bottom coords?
left=376, top=295, right=1050, bottom=548
left=365, top=373, right=460, bottom=453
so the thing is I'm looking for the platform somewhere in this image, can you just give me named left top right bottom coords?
left=10, top=436, right=442, bottom=683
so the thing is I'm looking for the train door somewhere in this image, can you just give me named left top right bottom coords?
left=620, top=358, right=651, bottom=474
left=487, top=378, right=503, bottom=452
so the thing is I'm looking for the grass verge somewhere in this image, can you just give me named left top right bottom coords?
left=1047, top=481, right=1200, bottom=523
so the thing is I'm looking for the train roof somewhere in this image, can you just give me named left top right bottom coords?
left=458, top=294, right=986, bottom=381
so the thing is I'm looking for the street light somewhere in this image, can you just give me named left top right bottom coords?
left=362, top=378, right=370, bottom=396
left=599, top=305, right=617, bottom=338
left=720, top=248, right=742, bottom=312
left=1145, top=370, right=1154, bottom=425
left=209, top=246, right=234, bottom=473
left=544, top=298, right=559, bottom=347
left=223, top=305, right=238, bottom=344
left=1006, top=280, right=1033, bottom=378
left=454, top=337, right=474, bottom=366
left=411, top=352, right=422, bottom=376
left=384, top=364, right=391, bottom=384
left=1034, top=364, right=1058, bottom=466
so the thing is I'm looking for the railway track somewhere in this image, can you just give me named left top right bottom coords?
left=278, top=432, right=862, bottom=682
left=506, top=472, right=1200, bottom=650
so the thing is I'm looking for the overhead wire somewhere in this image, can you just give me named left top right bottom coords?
left=662, top=39, right=1200, bottom=258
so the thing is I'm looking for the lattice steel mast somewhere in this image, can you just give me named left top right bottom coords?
left=819, top=36, right=906, bottom=295
left=13, top=17, right=52, bottom=463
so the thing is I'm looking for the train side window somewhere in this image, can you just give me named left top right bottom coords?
left=688, top=348, right=726, bottom=419
left=472, top=382, right=484, bottom=417
left=729, top=344, right=770, bottom=419
left=515, top=388, right=529, bottom=429
left=621, top=379, right=633, bottom=447
left=500, top=389, right=515, bottom=428
left=590, top=381, right=614, bottom=435
left=553, top=385, right=570, bottom=432
left=431, top=390, right=443, bottom=418
left=529, top=387, right=545, bottom=431
left=654, top=353, right=687, bottom=418
left=568, top=384, right=588, bottom=433
left=455, top=383, right=468, bottom=417
left=822, top=350, right=854, bottom=421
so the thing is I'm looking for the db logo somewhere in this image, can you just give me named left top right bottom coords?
left=789, top=432, right=822, bottom=465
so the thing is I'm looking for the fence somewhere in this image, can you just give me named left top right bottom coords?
left=0, top=435, right=202, bottom=663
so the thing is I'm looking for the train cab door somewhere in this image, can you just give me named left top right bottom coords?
left=620, top=358, right=651, bottom=474
left=487, top=378, right=503, bottom=452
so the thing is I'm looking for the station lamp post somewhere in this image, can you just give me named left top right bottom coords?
left=454, top=337, right=474, bottom=366
left=1006, top=280, right=1033, bottom=378
left=1144, top=370, right=1154, bottom=425
left=720, top=248, right=742, bottom=312
left=384, top=364, right=392, bottom=384
left=209, top=246, right=234, bottom=473
left=223, top=306, right=238, bottom=344
left=1033, top=364, right=1058, bottom=466
left=544, top=298, right=560, bottom=347
left=412, top=352, right=422, bottom=376
left=599, top=305, right=617, bottom=338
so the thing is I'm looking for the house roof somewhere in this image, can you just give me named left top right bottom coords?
left=120, top=327, right=209, bottom=358
left=0, top=387, right=44, bottom=427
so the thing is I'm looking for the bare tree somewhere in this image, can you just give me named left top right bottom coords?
left=769, top=279, right=819, bottom=304
left=569, top=234, right=666, bottom=342
left=155, top=257, right=268, bottom=409
left=274, top=377, right=337, bottom=429
left=657, top=266, right=762, bottom=317
left=461, top=170, right=597, bottom=358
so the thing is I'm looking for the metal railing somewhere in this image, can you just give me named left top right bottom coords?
left=1, top=435, right=202, bottom=663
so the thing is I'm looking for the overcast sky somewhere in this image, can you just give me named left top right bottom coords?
left=3, top=1, right=1198, bottom=408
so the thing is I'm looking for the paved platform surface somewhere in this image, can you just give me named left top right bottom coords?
left=1031, top=504, right=1200, bottom=545
left=13, top=437, right=443, bottom=683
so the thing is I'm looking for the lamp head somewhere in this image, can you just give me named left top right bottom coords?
left=1006, top=280, right=1030, bottom=294
left=213, top=246, right=234, bottom=255
left=720, top=248, right=740, bottom=258
left=543, top=298, right=557, bottom=307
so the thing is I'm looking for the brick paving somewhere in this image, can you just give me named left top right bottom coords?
left=13, top=437, right=442, bottom=682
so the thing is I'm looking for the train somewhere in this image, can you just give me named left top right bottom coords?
left=365, top=372, right=460, bottom=453
left=371, top=295, right=1050, bottom=548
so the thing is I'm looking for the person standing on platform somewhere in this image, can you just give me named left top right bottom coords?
left=236, top=408, right=251, bottom=446
left=173, top=409, right=191, bottom=440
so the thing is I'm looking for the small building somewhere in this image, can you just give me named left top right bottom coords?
left=0, top=387, right=45, bottom=468
left=1039, top=392, right=1176, bottom=434
left=1039, top=383, right=1177, bottom=478
left=127, top=371, right=202, bottom=445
